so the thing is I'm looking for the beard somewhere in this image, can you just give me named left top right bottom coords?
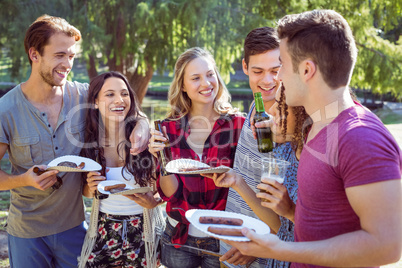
left=39, top=68, right=65, bottom=87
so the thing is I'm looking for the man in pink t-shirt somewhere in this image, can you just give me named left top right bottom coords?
left=223, top=10, right=401, bottom=268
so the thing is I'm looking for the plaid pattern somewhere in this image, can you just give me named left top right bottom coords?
left=156, top=114, right=245, bottom=245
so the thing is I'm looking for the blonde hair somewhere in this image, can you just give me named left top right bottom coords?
left=167, top=47, right=236, bottom=119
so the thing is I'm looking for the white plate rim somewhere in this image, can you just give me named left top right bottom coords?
left=185, top=209, right=270, bottom=241
left=47, top=155, right=102, bottom=172
left=166, top=159, right=230, bottom=174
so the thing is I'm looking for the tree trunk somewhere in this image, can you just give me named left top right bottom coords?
left=128, top=65, right=154, bottom=104
left=87, top=55, right=98, bottom=80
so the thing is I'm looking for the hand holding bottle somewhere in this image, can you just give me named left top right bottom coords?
left=250, top=114, right=274, bottom=140
left=253, top=92, right=274, bottom=153
left=148, top=128, right=167, bottom=158
left=150, top=120, right=172, bottom=176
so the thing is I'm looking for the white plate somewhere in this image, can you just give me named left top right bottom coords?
left=185, top=209, right=270, bottom=241
left=165, top=159, right=231, bottom=174
left=47, top=155, right=102, bottom=172
left=97, top=180, right=152, bottom=195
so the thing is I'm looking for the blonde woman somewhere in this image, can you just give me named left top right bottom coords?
left=149, top=47, right=245, bottom=268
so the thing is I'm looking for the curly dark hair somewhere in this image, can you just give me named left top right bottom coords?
left=277, top=85, right=312, bottom=153
left=80, top=71, right=154, bottom=187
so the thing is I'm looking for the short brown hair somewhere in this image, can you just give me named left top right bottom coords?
left=24, top=15, right=81, bottom=65
left=277, top=10, right=357, bottom=89
left=243, top=27, right=279, bottom=67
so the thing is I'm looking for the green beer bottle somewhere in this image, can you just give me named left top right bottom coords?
left=253, top=92, right=274, bottom=153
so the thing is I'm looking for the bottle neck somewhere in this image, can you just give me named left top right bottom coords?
left=255, top=96, right=265, bottom=113
left=154, top=120, right=162, bottom=132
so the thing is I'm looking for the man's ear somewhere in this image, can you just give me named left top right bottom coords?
left=29, top=48, right=39, bottom=62
left=242, top=58, right=249, bottom=76
left=301, top=60, right=316, bottom=82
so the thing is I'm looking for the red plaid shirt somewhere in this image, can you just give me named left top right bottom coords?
left=156, top=113, right=245, bottom=245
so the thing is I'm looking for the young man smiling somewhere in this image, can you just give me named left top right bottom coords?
left=219, top=27, right=283, bottom=268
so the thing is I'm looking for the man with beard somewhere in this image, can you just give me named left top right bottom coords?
left=0, top=15, right=149, bottom=267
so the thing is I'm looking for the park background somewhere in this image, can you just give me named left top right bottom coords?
left=0, top=0, right=401, bottom=267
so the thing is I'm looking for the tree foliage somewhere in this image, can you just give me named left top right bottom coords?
left=0, top=0, right=401, bottom=101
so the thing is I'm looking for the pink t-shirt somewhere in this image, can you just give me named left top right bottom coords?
left=293, top=104, right=401, bottom=268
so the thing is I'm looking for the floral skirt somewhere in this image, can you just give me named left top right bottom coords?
left=86, top=212, right=147, bottom=268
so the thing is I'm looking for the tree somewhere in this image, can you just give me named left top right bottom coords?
left=1, top=0, right=401, bottom=101
left=252, top=0, right=402, bottom=98
left=0, top=0, right=85, bottom=80
left=73, top=0, right=273, bottom=102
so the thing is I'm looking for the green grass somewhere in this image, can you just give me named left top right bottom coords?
left=0, top=55, right=13, bottom=82
left=0, top=193, right=10, bottom=213
left=83, top=197, right=93, bottom=213
left=0, top=211, right=7, bottom=232
left=148, top=75, right=172, bottom=89
left=0, top=54, right=30, bottom=84
left=148, top=75, right=249, bottom=90
left=374, top=108, right=402, bottom=125
left=0, top=259, right=9, bottom=267
left=0, top=159, right=10, bottom=175
left=227, top=80, right=249, bottom=89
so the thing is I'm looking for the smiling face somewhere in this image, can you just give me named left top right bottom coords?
left=35, top=32, right=76, bottom=87
left=243, top=49, right=281, bottom=108
left=182, top=56, right=218, bottom=106
left=268, top=86, right=296, bottom=143
left=95, top=77, right=131, bottom=125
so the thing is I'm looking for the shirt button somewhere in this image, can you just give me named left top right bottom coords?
left=42, top=113, right=45, bottom=116
left=53, top=135, right=56, bottom=138
left=55, top=147, right=58, bottom=150
left=48, top=124, right=51, bottom=127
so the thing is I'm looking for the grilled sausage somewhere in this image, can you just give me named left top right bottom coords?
left=207, top=226, right=245, bottom=236
left=199, top=216, right=243, bottom=226
left=178, top=167, right=209, bottom=172
left=77, top=162, right=85, bottom=169
left=104, top=183, right=127, bottom=192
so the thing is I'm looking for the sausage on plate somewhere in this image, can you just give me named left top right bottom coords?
left=77, top=162, right=85, bottom=169
left=104, top=183, right=127, bottom=192
left=199, top=216, right=243, bottom=226
left=207, top=226, right=247, bottom=237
